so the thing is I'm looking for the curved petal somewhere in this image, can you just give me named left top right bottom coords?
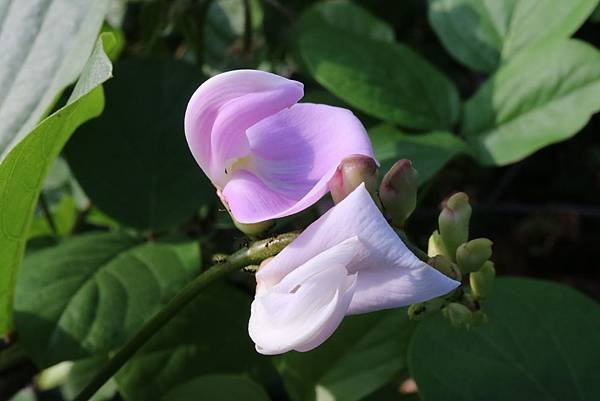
left=256, top=184, right=460, bottom=313
left=184, top=70, right=303, bottom=185
left=223, top=103, right=374, bottom=223
left=249, top=239, right=359, bottom=355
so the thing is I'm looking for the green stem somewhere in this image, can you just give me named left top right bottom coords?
left=73, top=232, right=298, bottom=401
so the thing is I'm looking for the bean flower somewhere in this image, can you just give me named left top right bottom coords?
left=249, top=184, right=460, bottom=355
left=184, top=70, right=374, bottom=223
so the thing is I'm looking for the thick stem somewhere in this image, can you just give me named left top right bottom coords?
left=73, top=232, right=297, bottom=401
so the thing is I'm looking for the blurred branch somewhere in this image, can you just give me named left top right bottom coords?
left=73, top=232, right=299, bottom=401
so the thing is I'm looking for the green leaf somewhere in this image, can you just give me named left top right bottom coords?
left=298, top=0, right=395, bottom=43
left=408, top=277, right=600, bottom=401
left=62, top=357, right=116, bottom=401
left=370, top=125, right=468, bottom=184
left=0, top=0, right=110, bottom=159
left=276, top=309, right=416, bottom=401
left=298, top=27, right=460, bottom=131
left=0, top=34, right=115, bottom=335
left=462, top=39, right=600, bottom=166
left=161, top=375, right=270, bottom=401
left=13, top=232, right=200, bottom=367
left=65, top=59, right=214, bottom=231
left=428, top=0, right=599, bottom=72
left=115, top=284, right=264, bottom=401
left=28, top=194, right=77, bottom=239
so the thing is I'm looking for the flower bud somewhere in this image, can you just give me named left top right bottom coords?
left=408, top=297, right=446, bottom=320
left=233, top=219, right=275, bottom=238
left=379, top=159, right=418, bottom=227
left=428, top=255, right=461, bottom=281
left=428, top=230, right=450, bottom=258
left=328, top=155, right=378, bottom=204
left=456, top=238, right=493, bottom=274
left=442, top=302, right=472, bottom=328
left=438, top=192, right=472, bottom=260
left=470, top=261, right=496, bottom=300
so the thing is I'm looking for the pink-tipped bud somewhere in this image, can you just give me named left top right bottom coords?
left=328, top=155, right=378, bottom=204
left=379, top=159, right=418, bottom=227
left=438, top=192, right=472, bottom=260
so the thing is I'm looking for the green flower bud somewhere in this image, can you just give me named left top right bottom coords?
left=428, top=230, right=450, bottom=258
left=233, top=219, right=274, bottom=238
left=470, top=261, right=496, bottom=300
left=408, top=297, right=446, bottom=320
left=442, top=302, right=473, bottom=328
left=438, top=192, right=472, bottom=260
left=328, top=155, right=378, bottom=204
left=428, top=255, right=461, bottom=281
left=379, top=159, right=418, bottom=227
left=456, top=238, right=493, bottom=274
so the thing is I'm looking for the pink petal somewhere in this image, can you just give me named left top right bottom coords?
left=257, top=184, right=459, bottom=313
left=184, top=70, right=303, bottom=186
left=222, top=103, right=374, bottom=223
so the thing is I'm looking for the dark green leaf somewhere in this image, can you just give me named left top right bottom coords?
left=0, top=0, right=110, bottom=159
left=162, top=375, right=270, bottom=401
left=115, top=284, right=264, bottom=401
left=299, top=27, right=460, bottom=131
left=428, top=0, right=599, bottom=72
left=298, top=0, right=395, bottom=43
left=0, top=34, right=115, bottom=335
left=409, top=277, right=600, bottom=401
left=463, top=39, right=600, bottom=166
left=14, top=232, right=200, bottom=367
left=370, top=125, right=468, bottom=184
left=276, top=309, right=416, bottom=401
left=65, top=59, right=214, bottom=231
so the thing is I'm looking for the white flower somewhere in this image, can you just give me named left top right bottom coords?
left=249, top=184, right=460, bottom=355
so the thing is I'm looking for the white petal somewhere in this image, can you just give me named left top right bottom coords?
left=249, top=239, right=359, bottom=355
left=256, top=185, right=460, bottom=314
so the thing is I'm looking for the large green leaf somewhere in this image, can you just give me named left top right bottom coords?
left=0, top=34, right=115, bottom=335
left=409, top=277, right=600, bottom=401
left=115, top=284, right=264, bottom=401
left=276, top=310, right=416, bottom=401
left=161, top=375, right=270, bottom=401
left=297, top=0, right=395, bottom=43
left=13, top=232, right=200, bottom=367
left=370, top=125, right=468, bottom=184
left=0, top=0, right=110, bottom=160
left=428, top=0, right=599, bottom=72
left=65, top=59, right=214, bottom=231
left=298, top=26, right=460, bottom=131
left=463, top=39, right=600, bottom=166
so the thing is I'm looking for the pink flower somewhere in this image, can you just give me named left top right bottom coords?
left=248, top=184, right=460, bottom=355
left=184, top=70, right=374, bottom=223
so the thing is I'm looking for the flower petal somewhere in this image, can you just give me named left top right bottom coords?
left=184, top=70, right=303, bottom=185
left=249, top=238, right=359, bottom=354
left=256, top=184, right=460, bottom=313
left=223, top=103, right=374, bottom=223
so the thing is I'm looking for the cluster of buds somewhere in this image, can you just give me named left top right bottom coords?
left=409, top=192, right=495, bottom=328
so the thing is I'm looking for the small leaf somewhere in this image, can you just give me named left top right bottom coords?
left=408, top=277, right=600, bottom=401
left=370, top=125, right=468, bottom=184
left=0, top=34, right=115, bottom=335
left=161, top=375, right=270, bottom=401
left=65, top=59, right=214, bottom=231
left=276, top=310, right=416, bottom=401
left=0, top=0, right=110, bottom=159
left=299, top=26, right=460, bottom=131
left=428, top=0, right=599, bottom=72
left=463, top=39, right=600, bottom=166
left=14, top=232, right=201, bottom=367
